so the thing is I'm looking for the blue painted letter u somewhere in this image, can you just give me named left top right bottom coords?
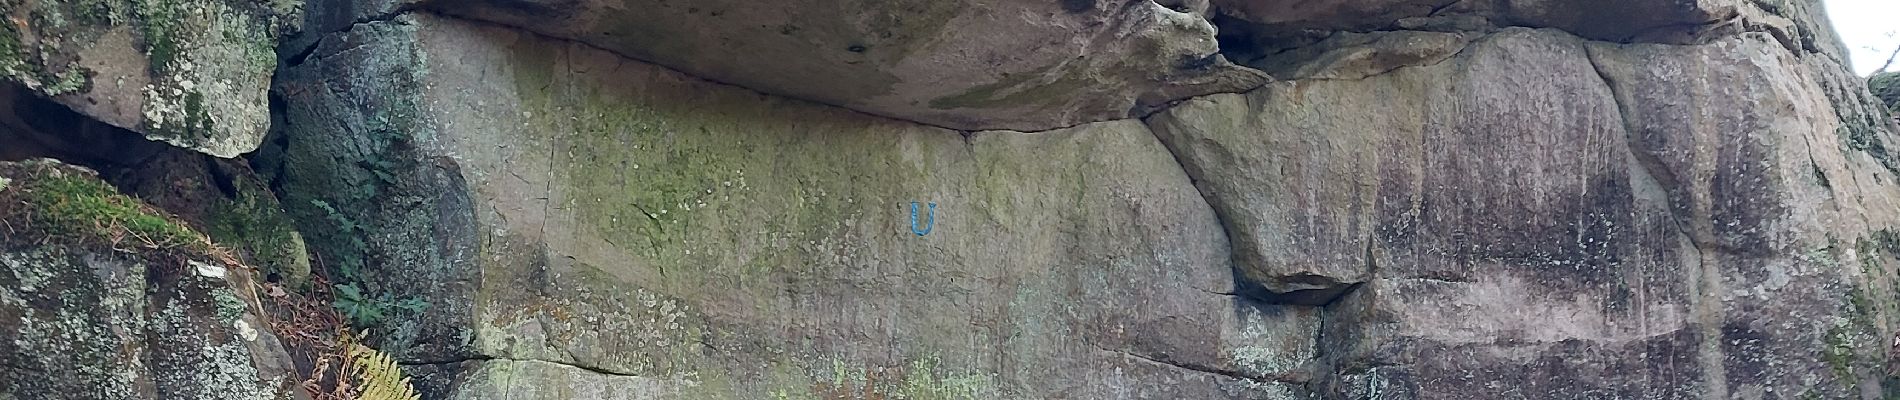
left=909, top=202, right=936, bottom=236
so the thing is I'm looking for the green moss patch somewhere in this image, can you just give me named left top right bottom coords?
left=0, top=160, right=210, bottom=253
left=207, top=172, right=312, bottom=287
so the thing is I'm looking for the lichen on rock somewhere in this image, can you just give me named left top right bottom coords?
left=0, top=0, right=300, bottom=157
left=4, top=0, right=1897, bottom=398
left=0, top=159, right=300, bottom=400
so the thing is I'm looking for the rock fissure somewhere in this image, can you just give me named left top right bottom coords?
left=399, top=355, right=643, bottom=378
left=1129, top=104, right=1281, bottom=308
left=1094, top=347, right=1298, bottom=386
left=1423, top=0, right=1466, bottom=16
left=305, top=4, right=1772, bottom=145
left=1584, top=44, right=1733, bottom=400
left=283, top=7, right=426, bottom=69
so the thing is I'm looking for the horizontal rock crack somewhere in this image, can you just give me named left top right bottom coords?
left=399, top=355, right=641, bottom=378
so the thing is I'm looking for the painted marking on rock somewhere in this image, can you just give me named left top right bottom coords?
left=909, top=202, right=936, bottom=237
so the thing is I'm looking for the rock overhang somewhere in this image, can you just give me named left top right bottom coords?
left=388, top=0, right=1266, bottom=131
left=340, top=0, right=1849, bottom=134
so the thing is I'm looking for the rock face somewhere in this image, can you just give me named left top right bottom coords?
left=0, top=0, right=300, bottom=157
left=263, top=0, right=1900, bottom=396
left=3, top=0, right=1898, bottom=398
left=294, top=0, right=1266, bottom=131
left=277, top=15, right=1300, bottom=397
left=1149, top=25, right=1900, bottom=397
left=0, top=160, right=301, bottom=399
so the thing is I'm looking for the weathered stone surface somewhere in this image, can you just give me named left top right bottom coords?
left=1873, top=71, right=1900, bottom=115
left=0, top=160, right=301, bottom=399
left=1148, top=26, right=1900, bottom=398
left=1591, top=30, right=1900, bottom=399
left=0, top=0, right=300, bottom=157
left=277, top=14, right=1303, bottom=398
left=442, top=359, right=678, bottom=400
left=0, top=0, right=1893, bottom=398
left=1211, top=0, right=1849, bottom=71
left=1216, top=0, right=1738, bottom=41
left=0, top=87, right=315, bottom=287
left=291, top=0, right=1265, bottom=131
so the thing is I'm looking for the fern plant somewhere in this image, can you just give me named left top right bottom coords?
left=333, top=283, right=430, bottom=328
left=346, top=343, right=421, bottom=400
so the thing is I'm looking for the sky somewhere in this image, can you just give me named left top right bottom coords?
left=1823, top=0, right=1898, bottom=75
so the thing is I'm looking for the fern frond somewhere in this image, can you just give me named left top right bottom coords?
left=345, top=344, right=421, bottom=400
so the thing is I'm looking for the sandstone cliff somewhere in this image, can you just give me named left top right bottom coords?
left=2, top=0, right=1899, bottom=399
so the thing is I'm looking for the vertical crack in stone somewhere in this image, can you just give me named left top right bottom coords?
left=1584, top=44, right=1730, bottom=399
left=1135, top=109, right=1281, bottom=307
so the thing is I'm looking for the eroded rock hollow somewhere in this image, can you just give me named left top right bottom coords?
left=2, top=0, right=1899, bottom=398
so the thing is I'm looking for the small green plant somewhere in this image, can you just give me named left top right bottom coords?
left=310, top=198, right=426, bottom=328
left=309, top=199, right=358, bottom=232
left=332, top=283, right=381, bottom=327
left=332, top=283, right=428, bottom=328
left=309, top=199, right=371, bottom=277
left=42, top=68, right=86, bottom=96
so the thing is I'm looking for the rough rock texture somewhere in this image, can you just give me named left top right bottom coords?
left=1148, top=21, right=1900, bottom=400
left=291, top=0, right=1266, bottom=131
left=0, top=86, right=314, bottom=286
left=1873, top=71, right=1899, bottom=115
left=1212, top=0, right=1845, bottom=61
left=0, top=0, right=300, bottom=157
left=276, top=14, right=1313, bottom=398
left=0, top=160, right=301, bottom=399
left=253, top=0, right=1900, bottom=397
left=0, top=0, right=1876, bottom=397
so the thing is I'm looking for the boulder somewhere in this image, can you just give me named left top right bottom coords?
left=0, top=0, right=300, bottom=157
left=0, top=159, right=302, bottom=399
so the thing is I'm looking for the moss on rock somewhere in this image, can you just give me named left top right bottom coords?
left=0, top=159, right=299, bottom=399
left=1, top=0, right=299, bottom=157
left=206, top=171, right=312, bottom=287
left=2, top=159, right=207, bottom=252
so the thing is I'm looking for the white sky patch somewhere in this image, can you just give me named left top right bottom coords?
left=1823, top=0, right=1898, bottom=75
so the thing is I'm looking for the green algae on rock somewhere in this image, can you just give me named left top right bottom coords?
left=278, top=14, right=1276, bottom=399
